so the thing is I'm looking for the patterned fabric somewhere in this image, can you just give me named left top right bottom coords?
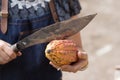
left=10, top=0, right=50, bottom=9
left=54, top=0, right=81, bottom=21
left=8, top=0, right=50, bottom=20
left=0, top=0, right=81, bottom=20
left=0, top=0, right=81, bottom=80
left=0, top=12, right=62, bottom=80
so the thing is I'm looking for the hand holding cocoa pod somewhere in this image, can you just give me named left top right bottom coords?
left=45, top=40, right=88, bottom=73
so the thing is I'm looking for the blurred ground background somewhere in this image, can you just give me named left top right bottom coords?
left=63, top=0, right=120, bottom=80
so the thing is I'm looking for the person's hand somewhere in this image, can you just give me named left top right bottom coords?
left=0, top=40, right=22, bottom=65
left=50, top=48, right=88, bottom=73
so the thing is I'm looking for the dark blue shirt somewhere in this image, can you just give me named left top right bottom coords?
left=0, top=0, right=81, bottom=80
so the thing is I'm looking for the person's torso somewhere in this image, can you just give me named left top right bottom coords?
left=0, top=0, right=62, bottom=80
left=0, top=0, right=81, bottom=80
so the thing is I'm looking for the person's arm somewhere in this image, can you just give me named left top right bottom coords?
left=68, top=14, right=83, bottom=48
left=68, top=32, right=82, bottom=48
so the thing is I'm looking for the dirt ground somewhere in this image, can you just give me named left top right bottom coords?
left=63, top=0, right=120, bottom=80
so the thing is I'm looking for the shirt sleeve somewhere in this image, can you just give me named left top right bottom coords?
left=69, top=0, right=82, bottom=16
left=54, top=0, right=82, bottom=21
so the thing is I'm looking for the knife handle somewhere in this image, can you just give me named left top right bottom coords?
left=11, top=44, right=20, bottom=53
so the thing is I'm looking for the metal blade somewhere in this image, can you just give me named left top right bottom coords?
left=12, top=13, right=97, bottom=52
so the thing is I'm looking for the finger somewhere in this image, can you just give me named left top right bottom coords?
left=60, top=65, right=74, bottom=72
left=79, top=62, right=88, bottom=71
left=78, top=51, right=88, bottom=60
left=72, top=59, right=88, bottom=71
left=2, top=45, right=17, bottom=59
left=0, top=48, right=11, bottom=61
left=3, top=42, right=22, bottom=57
left=61, top=57, right=88, bottom=72
left=0, top=49, right=11, bottom=64
left=0, top=40, right=11, bottom=47
left=0, top=57, right=6, bottom=64
left=76, top=50, right=88, bottom=71
left=54, top=52, right=88, bottom=72
left=16, top=52, right=22, bottom=56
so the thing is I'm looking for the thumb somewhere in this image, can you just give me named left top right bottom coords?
left=78, top=51, right=88, bottom=60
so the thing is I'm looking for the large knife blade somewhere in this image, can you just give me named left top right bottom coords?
left=12, top=13, right=97, bottom=52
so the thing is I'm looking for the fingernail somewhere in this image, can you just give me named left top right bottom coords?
left=57, top=68, right=61, bottom=71
left=82, top=52, right=87, bottom=54
left=49, top=62, right=52, bottom=65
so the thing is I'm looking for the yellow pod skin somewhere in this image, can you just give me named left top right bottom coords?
left=45, top=40, right=78, bottom=67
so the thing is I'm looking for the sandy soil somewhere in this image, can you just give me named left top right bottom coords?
left=63, top=0, right=120, bottom=80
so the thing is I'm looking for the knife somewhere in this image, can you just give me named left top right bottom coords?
left=11, top=13, right=97, bottom=52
